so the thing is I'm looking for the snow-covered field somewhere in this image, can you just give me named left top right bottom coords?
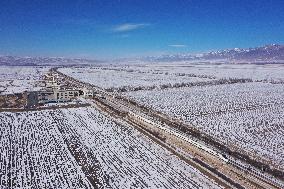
left=59, top=67, right=212, bottom=91
left=59, top=63, right=284, bottom=91
left=58, top=63, right=284, bottom=169
left=121, top=63, right=284, bottom=82
left=0, top=110, right=92, bottom=189
left=125, top=82, right=284, bottom=116
left=0, top=107, right=221, bottom=189
left=125, top=82, right=284, bottom=169
left=192, top=104, right=284, bottom=168
left=0, top=66, right=48, bottom=95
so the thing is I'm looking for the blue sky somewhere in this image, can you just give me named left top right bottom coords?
left=0, top=0, right=283, bottom=59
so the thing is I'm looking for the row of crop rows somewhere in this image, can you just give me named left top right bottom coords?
left=58, top=107, right=221, bottom=189
left=123, top=64, right=284, bottom=83
left=0, top=111, right=93, bottom=189
left=126, top=82, right=284, bottom=117
left=1, top=108, right=221, bottom=189
left=58, top=67, right=212, bottom=91
left=191, top=104, right=284, bottom=169
left=125, top=83, right=284, bottom=169
left=49, top=109, right=110, bottom=189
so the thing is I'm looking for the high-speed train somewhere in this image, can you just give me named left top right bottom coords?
left=128, top=111, right=229, bottom=163
left=128, top=111, right=284, bottom=188
left=98, top=93, right=283, bottom=188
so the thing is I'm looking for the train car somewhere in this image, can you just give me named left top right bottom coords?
left=128, top=111, right=229, bottom=163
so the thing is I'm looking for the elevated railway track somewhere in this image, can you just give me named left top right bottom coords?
left=95, top=95, right=284, bottom=189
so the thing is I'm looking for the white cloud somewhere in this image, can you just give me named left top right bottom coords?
left=112, top=23, right=150, bottom=32
left=168, top=44, right=187, bottom=48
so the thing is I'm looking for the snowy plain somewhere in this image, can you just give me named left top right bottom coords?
left=0, top=66, right=48, bottom=95
left=0, top=110, right=92, bottom=189
left=59, top=67, right=213, bottom=91
left=60, top=63, right=284, bottom=169
left=125, top=83, right=284, bottom=169
left=122, top=63, right=284, bottom=82
left=0, top=107, right=221, bottom=189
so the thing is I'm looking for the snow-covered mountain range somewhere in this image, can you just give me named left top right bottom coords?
left=1, top=44, right=284, bottom=65
left=142, top=44, right=284, bottom=63
left=0, top=56, right=101, bottom=66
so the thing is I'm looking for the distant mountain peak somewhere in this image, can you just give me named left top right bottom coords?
left=0, top=56, right=102, bottom=66
left=138, top=44, right=284, bottom=63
